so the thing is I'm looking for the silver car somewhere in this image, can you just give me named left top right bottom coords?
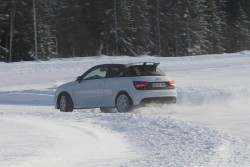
left=55, top=62, right=177, bottom=112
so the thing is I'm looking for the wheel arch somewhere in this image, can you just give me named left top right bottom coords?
left=115, top=90, right=134, bottom=105
left=57, top=91, right=74, bottom=109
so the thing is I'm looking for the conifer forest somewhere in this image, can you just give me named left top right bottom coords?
left=0, top=0, right=250, bottom=62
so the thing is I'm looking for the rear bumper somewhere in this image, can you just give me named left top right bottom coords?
left=140, top=96, right=176, bottom=105
left=130, top=89, right=177, bottom=105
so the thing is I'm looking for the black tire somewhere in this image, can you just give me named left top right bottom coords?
left=115, top=92, right=132, bottom=113
left=59, top=93, right=73, bottom=112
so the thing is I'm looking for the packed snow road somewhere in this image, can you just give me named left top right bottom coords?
left=1, top=52, right=250, bottom=166
left=1, top=106, right=250, bottom=167
left=0, top=110, right=133, bottom=167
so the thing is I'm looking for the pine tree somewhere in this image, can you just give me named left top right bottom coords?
left=236, top=6, right=250, bottom=50
left=8, top=0, right=34, bottom=61
left=36, top=0, right=58, bottom=59
left=170, top=0, right=209, bottom=56
left=0, top=0, right=9, bottom=61
left=2, top=0, right=250, bottom=60
left=225, top=0, right=250, bottom=52
left=54, top=0, right=83, bottom=57
left=158, top=0, right=179, bottom=56
left=205, top=0, right=225, bottom=54
left=104, top=0, right=153, bottom=56
left=119, top=0, right=153, bottom=56
left=112, top=0, right=135, bottom=56
left=186, top=0, right=209, bottom=55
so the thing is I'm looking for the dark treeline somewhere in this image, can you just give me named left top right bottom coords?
left=1, top=0, right=250, bottom=62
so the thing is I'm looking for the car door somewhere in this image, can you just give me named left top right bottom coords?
left=73, top=65, right=107, bottom=108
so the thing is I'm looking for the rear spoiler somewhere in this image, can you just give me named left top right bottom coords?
left=125, top=62, right=160, bottom=67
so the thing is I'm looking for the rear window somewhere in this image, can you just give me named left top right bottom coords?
left=127, top=65, right=165, bottom=76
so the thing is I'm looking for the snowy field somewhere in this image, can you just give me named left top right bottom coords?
left=1, top=52, right=250, bottom=166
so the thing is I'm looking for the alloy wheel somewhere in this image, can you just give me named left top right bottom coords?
left=116, top=94, right=130, bottom=113
left=60, top=95, right=67, bottom=112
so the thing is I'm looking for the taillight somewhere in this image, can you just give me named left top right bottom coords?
left=133, top=81, right=149, bottom=90
left=168, top=80, right=175, bottom=86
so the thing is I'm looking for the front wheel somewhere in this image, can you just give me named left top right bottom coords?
left=59, top=93, right=73, bottom=112
left=116, top=93, right=132, bottom=113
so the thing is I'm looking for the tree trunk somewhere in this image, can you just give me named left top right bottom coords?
left=98, top=43, right=103, bottom=56
left=156, top=0, right=161, bottom=56
left=33, top=0, right=38, bottom=60
left=9, top=0, right=16, bottom=62
left=114, top=0, right=118, bottom=55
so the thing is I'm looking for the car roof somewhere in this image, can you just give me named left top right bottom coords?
left=125, top=62, right=160, bottom=67
left=96, top=62, right=160, bottom=68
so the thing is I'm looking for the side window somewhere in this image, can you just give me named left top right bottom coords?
left=128, top=67, right=140, bottom=76
left=83, top=67, right=107, bottom=80
left=106, top=66, right=125, bottom=78
left=133, top=67, right=141, bottom=76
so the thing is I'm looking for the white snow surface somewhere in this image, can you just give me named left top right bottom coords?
left=1, top=51, right=250, bottom=166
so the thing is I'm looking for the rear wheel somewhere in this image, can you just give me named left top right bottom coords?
left=116, top=93, right=132, bottom=113
left=59, top=93, right=73, bottom=112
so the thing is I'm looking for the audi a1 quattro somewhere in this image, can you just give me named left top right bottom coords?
left=55, top=62, right=177, bottom=112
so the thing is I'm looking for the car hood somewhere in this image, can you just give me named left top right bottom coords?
left=58, top=81, right=75, bottom=89
left=60, top=81, right=76, bottom=87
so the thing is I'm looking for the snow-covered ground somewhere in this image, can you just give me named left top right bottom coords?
left=1, top=52, right=250, bottom=166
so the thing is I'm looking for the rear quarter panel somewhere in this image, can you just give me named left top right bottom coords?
left=102, top=77, right=134, bottom=107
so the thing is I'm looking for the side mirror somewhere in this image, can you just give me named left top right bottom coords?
left=76, top=76, right=82, bottom=83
